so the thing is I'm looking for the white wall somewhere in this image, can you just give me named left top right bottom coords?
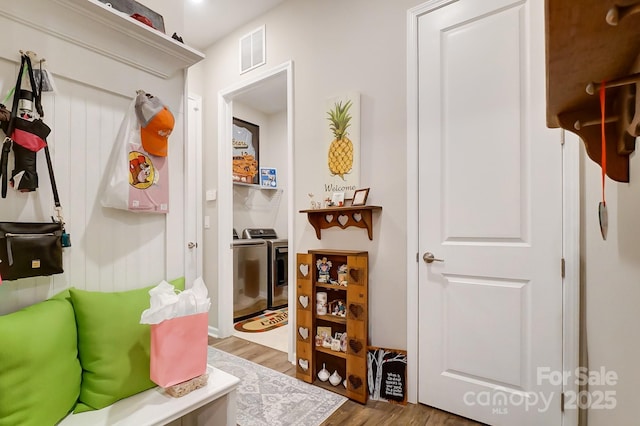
left=192, top=0, right=423, bottom=349
left=139, top=0, right=183, bottom=39
left=232, top=103, right=287, bottom=236
left=0, top=3, right=190, bottom=314
left=581, top=144, right=640, bottom=425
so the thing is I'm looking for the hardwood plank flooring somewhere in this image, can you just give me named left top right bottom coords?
left=209, top=336, right=485, bottom=426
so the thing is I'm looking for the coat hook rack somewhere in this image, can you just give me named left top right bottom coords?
left=585, top=71, right=640, bottom=95
left=606, top=2, right=640, bottom=26
left=18, top=50, right=45, bottom=63
left=574, top=115, right=619, bottom=130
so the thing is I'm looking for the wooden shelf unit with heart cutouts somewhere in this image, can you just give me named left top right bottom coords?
left=295, top=249, right=369, bottom=404
left=300, top=206, right=382, bottom=240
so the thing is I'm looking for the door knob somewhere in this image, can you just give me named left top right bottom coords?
left=187, top=242, right=198, bottom=249
left=423, top=252, right=444, bottom=264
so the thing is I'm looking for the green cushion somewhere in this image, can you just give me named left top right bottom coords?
left=0, top=298, right=81, bottom=426
left=70, top=278, right=185, bottom=412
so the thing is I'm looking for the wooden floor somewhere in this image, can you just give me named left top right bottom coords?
left=208, top=336, right=485, bottom=426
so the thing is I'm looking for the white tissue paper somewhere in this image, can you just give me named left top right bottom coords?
left=140, top=277, right=211, bottom=324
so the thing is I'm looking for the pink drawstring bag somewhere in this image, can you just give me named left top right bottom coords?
left=150, top=312, right=208, bottom=388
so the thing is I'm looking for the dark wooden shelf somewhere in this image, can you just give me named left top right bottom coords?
left=313, top=379, right=347, bottom=397
left=299, top=206, right=382, bottom=240
left=315, top=346, right=348, bottom=359
left=546, top=0, right=640, bottom=182
left=316, top=314, right=347, bottom=325
left=316, top=282, right=348, bottom=291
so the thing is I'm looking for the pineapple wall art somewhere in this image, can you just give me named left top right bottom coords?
left=324, top=93, right=360, bottom=199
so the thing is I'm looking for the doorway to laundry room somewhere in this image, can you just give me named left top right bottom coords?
left=217, top=62, right=294, bottom=358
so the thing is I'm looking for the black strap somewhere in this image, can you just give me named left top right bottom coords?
left=43, top=143, right=60, bottom=208
left=5, top=55, right=26, bottom=137
left=24, top=55, right=43, bottom=118
left=1, top=55, right=25, bottom=198
left=1, top=138, right=11, bottom=198
left=1, top=54, right=59, bottom=207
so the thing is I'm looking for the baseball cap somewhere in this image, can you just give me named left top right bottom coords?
left=131, top=13, right=154, bottom=29
left=135, top=90, right=174, bottom=157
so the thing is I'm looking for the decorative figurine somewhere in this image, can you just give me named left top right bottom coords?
left=316, top=257, right=332, bottom=283
left=322, top=334, right=333, bottom=348
left=333, top=300, right=346, bottom=317
left=337, top=264, right=348, bottom=286
left=316, top=291, right=328, bottom=315
left=308, top=192, right=319, bottom=209
left=340, top=332, right=347, bottom=352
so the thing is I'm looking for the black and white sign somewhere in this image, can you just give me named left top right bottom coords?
left=367, top=346, right=407, bottom=405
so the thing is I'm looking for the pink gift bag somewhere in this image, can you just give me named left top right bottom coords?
left=150, top=312, right=208, bottom=388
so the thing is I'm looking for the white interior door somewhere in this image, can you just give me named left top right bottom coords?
left=417, top=0, right=563, bottom=425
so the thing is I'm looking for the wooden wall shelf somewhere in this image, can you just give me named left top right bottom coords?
left=546, top=0, right=640, bottom=182
left=299, top=206, right=382, bottom=240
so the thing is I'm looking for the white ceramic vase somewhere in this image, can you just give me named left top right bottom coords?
left=329, top=370, right=342, bottom=386
left=318, top=363, right=330, bottom=382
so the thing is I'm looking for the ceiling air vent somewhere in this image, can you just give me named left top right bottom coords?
left=239, top=25, right=266, bottom=74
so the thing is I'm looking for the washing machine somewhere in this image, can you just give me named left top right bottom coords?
left=242, top=228, right=288, bottom=310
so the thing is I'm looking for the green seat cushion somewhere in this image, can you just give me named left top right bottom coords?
left=70, top=278, right=185, bottom=412
left=0, top=298, right=81, bottom=426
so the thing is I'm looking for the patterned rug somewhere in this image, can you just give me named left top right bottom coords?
left=234, top=308, right=288, bottom=333
left=207, top=347, right=347, bottom=426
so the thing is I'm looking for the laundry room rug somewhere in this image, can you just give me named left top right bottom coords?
left=234, top=308, right=288, bottom=333
left=207, top=347, right=347, bottom=426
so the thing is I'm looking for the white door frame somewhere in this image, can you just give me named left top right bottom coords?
left=405, top=3, right=580, bottom=422
left=185, top=93, right=204, bottom=285
left=217, top=61, right=296, bottom=363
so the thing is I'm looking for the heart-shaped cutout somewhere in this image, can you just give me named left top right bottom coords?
left=299, top=263, right=309, bottom=277
left=298, top=327, right=309, bottom=340
left=349, top=303, right=364, bottom=319
left=352, top=212, right=362, bottom=222
left=325, top=214, right=334, bottom=223
left=349, top=339, right=363, bottom=354
left=337, top=215, right=349, bottom=227
left=349, top=375, right=363, bottom=390
left=349, top=268, right=359, bottom=282
left=299, top=295, right=309, bottom=308
left=298, top=358, right=309, bottom=371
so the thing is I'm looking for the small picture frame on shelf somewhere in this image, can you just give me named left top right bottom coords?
left=331, top=192, right=345, bottom=207
left=259, top=167, right=277, bottom=188
left=351, top=188, right=370, bottom=206
left=316, top=326, right=332, bottom=346
left=331, top=338, right=341, bottom=352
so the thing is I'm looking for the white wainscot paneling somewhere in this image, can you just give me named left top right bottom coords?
left=0, top=45, right=186, bottom=314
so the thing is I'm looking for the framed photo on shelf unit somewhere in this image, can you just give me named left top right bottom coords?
left=232, top=117, right=260, bottom=184
left=331, top=192, right=345, bottom=207
left=352, top=188, right=370, bottom=206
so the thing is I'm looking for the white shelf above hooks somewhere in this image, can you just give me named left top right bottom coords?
left=0, top=0, right=205, bottom=79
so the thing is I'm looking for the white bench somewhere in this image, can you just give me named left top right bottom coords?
left=59, top=366, right=240, bottom=426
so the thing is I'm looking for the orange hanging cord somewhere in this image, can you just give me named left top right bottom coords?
left=600, top=81, right=607, bottom=206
